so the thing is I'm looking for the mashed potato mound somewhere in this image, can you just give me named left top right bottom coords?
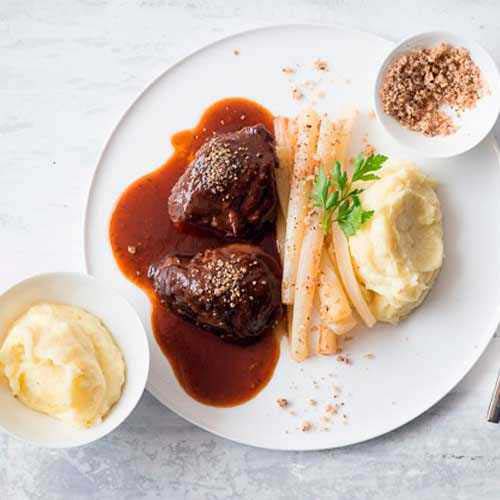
left=349, top=160, right=443, bottom=323
left=0, top=303, right=125, bottom=428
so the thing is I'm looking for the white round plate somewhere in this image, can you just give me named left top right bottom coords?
left=85, top=24, right=500, bottom=450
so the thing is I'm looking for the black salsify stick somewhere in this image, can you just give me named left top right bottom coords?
left=487, top=371, right=500, bottom=423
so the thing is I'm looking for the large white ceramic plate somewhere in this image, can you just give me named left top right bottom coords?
left=85, top=25, right=500, bottom=450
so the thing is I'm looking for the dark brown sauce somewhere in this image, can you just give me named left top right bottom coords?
left=109, top=97, right=281, bottom=406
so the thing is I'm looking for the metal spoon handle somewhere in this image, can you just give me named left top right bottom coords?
left=487, top=371, right=500, bottom=423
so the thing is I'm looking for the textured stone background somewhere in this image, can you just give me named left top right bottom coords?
left=1, top=1, right=499, bottom=498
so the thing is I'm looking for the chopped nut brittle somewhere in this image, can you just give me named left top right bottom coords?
left=380, top=43, right=483, bottom=136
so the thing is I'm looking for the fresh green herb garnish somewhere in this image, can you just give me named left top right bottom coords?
left=312, top=153, right=387, bottom=237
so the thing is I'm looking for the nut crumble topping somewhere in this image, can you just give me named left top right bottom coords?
left=380, top=43, right=484, bottom=136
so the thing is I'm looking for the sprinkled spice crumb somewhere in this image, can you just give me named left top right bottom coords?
left=277, top=398, right=288, bottom=408
left=314, top=59, right=329, bottom=71
left=362, top=142, right=376, bottom=157
left=301, top=421, right=313, bottom=432
left=292, top=87, right=304, bottom=100
left=325, top=404, right=338, bottom=414
left=380, top=43, right=484, bottom=136
left=364, top=353, right=375, bottom=359
left=127, top=245, right=137, bottom=255
left=308, top=399, right=317, bottom=406
left=337, top=354, right=351, bottom=365
left=282, top=66, right=296, bottom=75
left=233, top=49, right=240, bottom=56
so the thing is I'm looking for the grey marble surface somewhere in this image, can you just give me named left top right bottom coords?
left=1, top=1, right=499, bottom=498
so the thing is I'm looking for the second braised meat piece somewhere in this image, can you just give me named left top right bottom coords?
left=148, top=244, right=282, bottom=341
left=168, top=125, right=278, bottom=239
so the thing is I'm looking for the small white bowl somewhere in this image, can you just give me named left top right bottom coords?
left=0, top=272, right=150, bottom=448
left=374, top=31, right=500, bottom=158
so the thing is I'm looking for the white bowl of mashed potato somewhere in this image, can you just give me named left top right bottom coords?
left=0, top=272, right=149, bottom=448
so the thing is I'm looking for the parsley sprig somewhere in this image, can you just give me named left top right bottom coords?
left=312, top=153, right=387, bottom=237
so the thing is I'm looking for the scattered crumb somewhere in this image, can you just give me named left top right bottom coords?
left=289, top=410, right=296, bottom=416
left=303, top=79, right=317, bottom=90
left=314, top=59, right=329, bottom=71
left=364, top=353, right=375, bottom=359
left=277, top=398, right=288, bottom=408
left=127, top=245, right=137, bottom=255
left=292, top=87, right=304, bottom=100
left=301, top=421, right=313, bottom=432
left=308, top=399, right=317, bottom=407
left=362, top=142, right=376, bottom=157
left=336, top=354, right=352, bottom=365
left=325, top=404, right=338, bottom=415
left=135, top=270, right=141, bottom=276
left=282, top=66, right=296, bottom=75
left=240, top=114, right=246, bottom=120
left=233, top=48, right=240, bottom=56
left=220, top=119, right=225, bottom=125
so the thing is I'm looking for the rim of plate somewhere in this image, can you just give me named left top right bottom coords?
left=83, top=23, right=500, bottom=451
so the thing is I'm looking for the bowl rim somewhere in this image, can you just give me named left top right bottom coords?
left=0, top=271, right=150, bottom=449
left=373, top=30, right=500, bottom=159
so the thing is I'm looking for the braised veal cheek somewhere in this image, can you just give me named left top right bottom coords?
left=148, top=244, right=282, bottom=342
left=168, top=125, right=278, bottom=239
